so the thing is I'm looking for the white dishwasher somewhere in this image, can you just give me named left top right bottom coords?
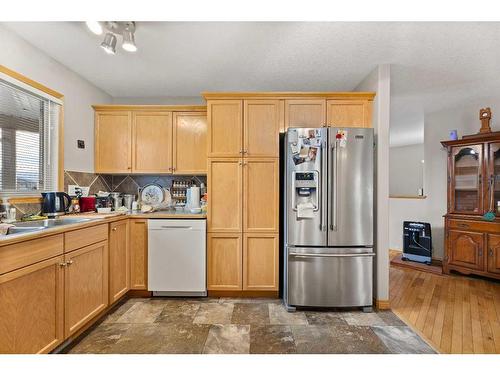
left=148, top=219, right=206, bottom=296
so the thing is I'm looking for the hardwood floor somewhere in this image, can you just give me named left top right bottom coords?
left=390, top=251, right=500, bottom=353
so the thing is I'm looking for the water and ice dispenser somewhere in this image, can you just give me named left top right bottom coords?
left=292, top=171, right=319, bottom=219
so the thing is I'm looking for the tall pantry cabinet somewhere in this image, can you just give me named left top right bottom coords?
left=204, top=92, right=375, bottom=295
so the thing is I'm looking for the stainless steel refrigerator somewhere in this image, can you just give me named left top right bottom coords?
left=284, top=127, right=374, bottom=311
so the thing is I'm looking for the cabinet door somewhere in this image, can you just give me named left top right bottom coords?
left=0, top=256, right=64, bottom=354
left=243, top=158, right=279, bottom=232
left=129, top=219, right=148, bottom=290
left=284, top=99, right=326, bottom=129
left=132, top=111, right=173, bottom=173
left=450, top=145, right=484, bottom=214
left=488, top=142, right=500, bottom=216
left=207, top=233, right=242, bottom=290
left=173, top=112, right=207, bottom=174
left=208, top=159, right=243, bottom=232
left=109, top=220, right=129, bottom=303
left=207, top=100, right=243, bottom=157
left=243, top=233, right=279, bottom=291
left=326, top=100, right=372, bottom=128
left=244, top=100, right=280, bottom=157
left=448, top=230, right=484, bottom=271
left=64, top=241, right=108, bottom=337
left=95, top=111, right=132, bottom=173
left=487, top=234, right=500, bottom=275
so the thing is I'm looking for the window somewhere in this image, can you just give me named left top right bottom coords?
left=0, top=75, right=61, bottom=197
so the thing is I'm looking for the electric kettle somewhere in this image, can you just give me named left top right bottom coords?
left=41, top=192, right=72, bottom=217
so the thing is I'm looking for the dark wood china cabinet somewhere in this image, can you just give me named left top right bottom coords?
left=442, top=108, right=500, bottom=279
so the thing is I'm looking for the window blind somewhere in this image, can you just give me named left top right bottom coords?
left=0, top=78, right=60, bottom=197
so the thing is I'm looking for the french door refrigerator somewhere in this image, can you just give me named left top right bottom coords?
left=284, top=127, right=374, bottom=311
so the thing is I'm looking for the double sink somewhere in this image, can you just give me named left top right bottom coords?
left=5, top=217, right=94, bottom=235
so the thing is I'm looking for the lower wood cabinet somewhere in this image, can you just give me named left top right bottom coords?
left=109, top=220, right=130, bottom=303
left=64, top=240, right=109, bottom=337
left=129, top=219, right=148, bottom=290
left=487, top=233, right=500, bottom=275
left=207, top=232, right=242, bottom=290
left=447, top=230, right=484, bottom=271
left=243, top=233, right=279, bottom=291
left=0, top=255, right=64, bottom=354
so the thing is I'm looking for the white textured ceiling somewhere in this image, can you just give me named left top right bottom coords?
left=4, top=22, right=500, bottom=145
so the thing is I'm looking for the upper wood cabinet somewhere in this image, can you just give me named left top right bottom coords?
left=207, top=100, right=243, bottom=157
left=0, top=255, right=64, bottom=354
left=173, top=112, right=208, bottom=174
left=129, top=219, right=148, bottom=290
left=94, top=106, right=207, bottom=174
left=208, top=158, right=243, bottom=232
left=284, top=99, right=326, bottom=129
left=132, top=112, right=173, bottom=173
left=95, top=111, right=132, bottom=173
left=244, top=100, right=280, bottom=157
left=64, top=240, right=108, bottom=337
left=109, top=220, right=129, bottom=303
left=326, top=100, right=372, bottom=128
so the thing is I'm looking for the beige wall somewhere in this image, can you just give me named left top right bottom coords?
left=390, top=143, right=424, bottom=196
left=0, top=25, right=112, bottom=173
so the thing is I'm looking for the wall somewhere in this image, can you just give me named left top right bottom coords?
left=423, top=98, right=500, bottom=259
left=389, top=143, right=424, bottom=196
left=0, top=25, right=112, bottom=173
left=389, top=198, right=428, bottom=253
left=355, top=64, right=391, bottom=304
left=112, top=96, right=204, bottom=105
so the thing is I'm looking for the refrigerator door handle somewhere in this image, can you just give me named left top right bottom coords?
left=289, top=252, right=374, bottom=258
left=330, top=141, right=339, bottom=231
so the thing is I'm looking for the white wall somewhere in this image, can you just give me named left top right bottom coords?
left=389, top=143, right=424, bottom=196
left=389, top=198, right=428, bottom=253
left=0, top=25, right=112, bottom=173
left=355, top=64, right=391, bottom=303
left=423, top=98, right=500, bottom=259
left=112, top=96, right=204, bottom=105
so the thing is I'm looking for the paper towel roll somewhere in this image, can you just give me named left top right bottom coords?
left=189, top=187, right=201, bottom=208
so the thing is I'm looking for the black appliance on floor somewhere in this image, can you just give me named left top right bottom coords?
left=402, top=221, right=432, bottom=265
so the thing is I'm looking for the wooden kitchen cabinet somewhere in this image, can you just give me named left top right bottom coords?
left=284, top=99, right=326, bottom=129
left=95, top=111, right=132, bottom=173
left=207, top=233, right=242, bottom=290
left=129, top=219, right=148, bottom=290
left=326, top=100, right=372, bottom=128
left=208, top=158, right=243, bottom=232
left=64, top=241, right=108, bottom=337
left=243, top=100, right=280, bottom=157
left=243, top=158, right=279, bottom=232
left=447, top=230, right=484, bottom=272
left=173, top=112, right=208, bottom=174
left=243, top=233, right=279, bottom=291
left=487, top=234, right=500, bottom=275
left=109, top=220, right=129, bottom=303
left=207, top=100, right=243, bottom=157
left=0, top=255, right=64, bottom=354
left=132, top=111, right=173, bottom=173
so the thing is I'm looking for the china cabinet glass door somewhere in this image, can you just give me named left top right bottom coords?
left=489, top=142, right=500, bottom=216
left=451, top=145, right=483, bottom=214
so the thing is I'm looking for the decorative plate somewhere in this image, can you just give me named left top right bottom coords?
left=140, top=183, right=165, bottom=205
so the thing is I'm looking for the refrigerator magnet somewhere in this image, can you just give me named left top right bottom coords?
left=307, top=147, right=318, bottom=161
left=288, top=129, right=298, bottom=143
left=290, top=143, right=300, bottom=155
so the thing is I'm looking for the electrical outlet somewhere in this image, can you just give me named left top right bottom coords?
left=77, top=140, right=85, bottom=149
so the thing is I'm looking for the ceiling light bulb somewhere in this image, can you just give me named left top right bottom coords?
left=100, top=33, right=117, bottom=55
left=122, top=30, right=137, bottom=52
left=86, top=21, right=103, bottom=35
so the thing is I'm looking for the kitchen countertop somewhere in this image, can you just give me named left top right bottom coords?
left=0, top=210, right=206, bottom=246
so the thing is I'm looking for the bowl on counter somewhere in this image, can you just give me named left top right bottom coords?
left=190, top=207, right=202, bottom=214
left=96, top=207, right=112, bottom=214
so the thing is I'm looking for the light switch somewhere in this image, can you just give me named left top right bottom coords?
left=77, top=140, right=85, bottom=149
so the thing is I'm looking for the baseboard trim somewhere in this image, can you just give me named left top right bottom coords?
left=208, top=290, right=279, bottom=298
left=374, top=299, right=391, bottom=310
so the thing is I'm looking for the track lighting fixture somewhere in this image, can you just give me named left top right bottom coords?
left=86, top=21, right=137, bottom=55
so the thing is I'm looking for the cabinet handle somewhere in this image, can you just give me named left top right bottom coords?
left=59, top=262, right=66, bottom=267
left=490, top=248, right=494, bottom=257
left=239, top=150, right=243, bottom=154
left=239, top=161, right=242, bottom=166
left=168, top=167, right=172, bottom=171
left=67, top=260, right=73, bottom=265
left=243, top=150, right=248, bottom=154
left=457, top=223, right=469, bottom=228
left=112, top=227, right=117, bottom=231
left=479, top=249, right=483, bottom=257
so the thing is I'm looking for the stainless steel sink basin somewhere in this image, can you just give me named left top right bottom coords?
left=5, top=217, right=94, bottom=235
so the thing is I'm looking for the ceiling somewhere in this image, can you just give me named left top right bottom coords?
left=4, top=22, right=500, bottom=145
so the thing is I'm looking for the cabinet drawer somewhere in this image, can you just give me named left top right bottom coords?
left=448, top=219, right=500, bottom=233
left=64, top=224, right=108, bottom=253
left=0, top=235, right=64, bottom=275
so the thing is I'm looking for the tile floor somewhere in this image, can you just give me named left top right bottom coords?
left=64, top=297, right=436, bottom=354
